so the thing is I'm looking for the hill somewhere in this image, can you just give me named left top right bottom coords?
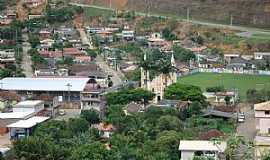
left=72, top=0, right=270, bottom=28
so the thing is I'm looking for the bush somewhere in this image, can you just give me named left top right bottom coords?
left=206, top=86, right=225, bottom=92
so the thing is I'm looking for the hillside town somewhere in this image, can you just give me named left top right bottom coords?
left=0, top=0, right=270, bottom=160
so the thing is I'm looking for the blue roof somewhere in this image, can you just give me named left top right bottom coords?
left=0, top=78, right=90, bottom=92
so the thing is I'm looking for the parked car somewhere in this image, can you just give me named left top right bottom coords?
left=238, top=112, right=245, bottom=123
left=59, top=109, right=66, bottom=116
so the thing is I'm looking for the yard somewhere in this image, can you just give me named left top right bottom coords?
left=178, top=73, right=270, bottom=101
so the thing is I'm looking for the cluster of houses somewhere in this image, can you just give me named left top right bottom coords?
left=33, top=26, right=97, bottom=76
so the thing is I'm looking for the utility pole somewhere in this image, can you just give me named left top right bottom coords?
left=230, top=14, right=233, bottom=26
left=187, top=7, right=190, bottom=22
left=66, top=83, right=72, bottom=102
left=109, top=0, right=112, bottom=9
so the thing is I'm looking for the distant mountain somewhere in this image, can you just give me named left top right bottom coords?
left=73, top=0, right=270, bottom=28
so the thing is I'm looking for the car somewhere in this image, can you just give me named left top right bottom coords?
left=238, top=112, right=245, bottom=119
left=238, top=112, right=245, bottom=123
left=59, top=109, right=66, bottom=116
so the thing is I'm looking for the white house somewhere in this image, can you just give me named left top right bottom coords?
left=122, top=30, right=135, bottom=41
left=254, top=52, right=270, bottom=60
left=179, top=140, right=227, bottom=160
left=7, top=116, right=50, bottom=140
left=13, top=100, right=44, bottom=113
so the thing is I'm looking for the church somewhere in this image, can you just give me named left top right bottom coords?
left=141, top=53, right=177, bottom=103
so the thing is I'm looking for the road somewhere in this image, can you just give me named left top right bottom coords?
left=70, top=2, right=270, bottom=35
left=236, top=103, right=256, bottom=141
left=21, top=34, right=33, bottom=77
left=76, top=27, right=125, bottom=86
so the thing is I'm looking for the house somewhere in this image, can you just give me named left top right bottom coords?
left=147, top=33, right=167, bottom=49
left=94, top=123, right=115, bottom=138
left=63, top=48, right=85, bottom=58
left=8, top=116, right=49, bottom=140
left=0, top=16, right=13, bottom=26
left=54, top=26, right=76, bottom=38
left=224, top=54, right=240, bottom=64
left=96, top=30, right=113, bottom=43
left=13, top=100, right=44, bottom=114
left=254, top=101, right=270, bottom=160
left=39, top=39, right=55, bottom=51
left=179, top=140, right=227, bottom=160
left=39, top=29, right=51, bottom=39
left=254, top=52, right=270, bottom=60
left=80, top=83, right=105, bottom=111
left=122, top=30, right=135, bottom=41
left=74, top=56, right=92, bottom=64
left=24, top=0, right=45, bottom=8
left=214, top=91, right=239, bottom=105
left=255, top=101, right=270, bottom=135
left=227, top=57, right=251, bottom=71
left=39, top=50, right=63, bottom=59
left=0, top=49, right=15, bottom=63
left=34, top=68, right=56, bottom=77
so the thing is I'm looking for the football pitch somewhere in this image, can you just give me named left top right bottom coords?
left=178, top=73, right=270, bottom=101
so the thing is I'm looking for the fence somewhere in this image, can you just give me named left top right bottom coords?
left=179, top=68, right=270, bottom=77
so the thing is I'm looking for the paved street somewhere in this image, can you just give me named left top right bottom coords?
left=76, top=27, right=125, bottom=86
left=21, top=34, right=33, bottom=77
left=236, top=103, right=256, bottom=141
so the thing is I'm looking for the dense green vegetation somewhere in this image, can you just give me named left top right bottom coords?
left=46, top=5, right=83, bottom=23
left=179, top=73, right=270, bottom=101
left=105, top=88, right=155, bottom=105
left=246, top=89, right=270, bottom=103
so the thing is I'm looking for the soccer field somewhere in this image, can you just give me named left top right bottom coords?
left=178, top=73, right=270, bottom=101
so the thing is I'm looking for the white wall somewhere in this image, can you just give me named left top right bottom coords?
left=181, top=151, right=194, bottom=160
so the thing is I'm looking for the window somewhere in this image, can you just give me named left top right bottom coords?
left=265, top=111, right=270, bottom=115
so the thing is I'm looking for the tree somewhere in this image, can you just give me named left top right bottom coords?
left=206, top=86, right=225, bottom=93
left=81, top=109, right=100, bottom=125
left=105, top=88, right=155, bottom=105
left=162, top=28, right=177, bottom=41
left=68, top=118, right=89, bottom=135
left=86, top=48, right=97, bottom=59
left=157, top=115, right=183, bottom=131
left=164, top=83, right=206, bottom=105
left=70, top=142, right=111, bottom=160
left=13, top=136, right=68, bottom=160
left=173, top=45, right=195, bottom=62
left=28, top=34, right=40, bottom=48
left=224, top=96, right=231, bottom=106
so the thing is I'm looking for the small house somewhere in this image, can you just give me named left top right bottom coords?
left=179, top=140, right=227, bottom=160
left=94, top=123, right=115, bottom=138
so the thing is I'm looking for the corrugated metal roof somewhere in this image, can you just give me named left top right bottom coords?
left=0, top=78, right=90, bottom=92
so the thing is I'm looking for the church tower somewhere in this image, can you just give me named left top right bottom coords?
left=170, top=53, right=177, bottom=83
left=141, top=53, right=150, bottom=90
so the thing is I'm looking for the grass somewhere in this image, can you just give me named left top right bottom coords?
left=178, top=73, right=270, bottom=101
left=83, top=7, right=113, bottom=19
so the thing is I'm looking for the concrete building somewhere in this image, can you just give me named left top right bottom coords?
left=13, top=100, right=44, bottom=113
left=7, top=116, right=49, bottom=140
left=255, top=101, right=270, bottom=134
left=254, top=101, right=270, bottom=160
left=179, top=140, right=227, bottom=160
left=0, top=49, right=15, bottom=63
left=141, top=53, right=177, bottom=103
left=254, top=52, right=270, bottom=60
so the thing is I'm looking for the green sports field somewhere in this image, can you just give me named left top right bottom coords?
left=178, top=73, right=270, bottom=101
